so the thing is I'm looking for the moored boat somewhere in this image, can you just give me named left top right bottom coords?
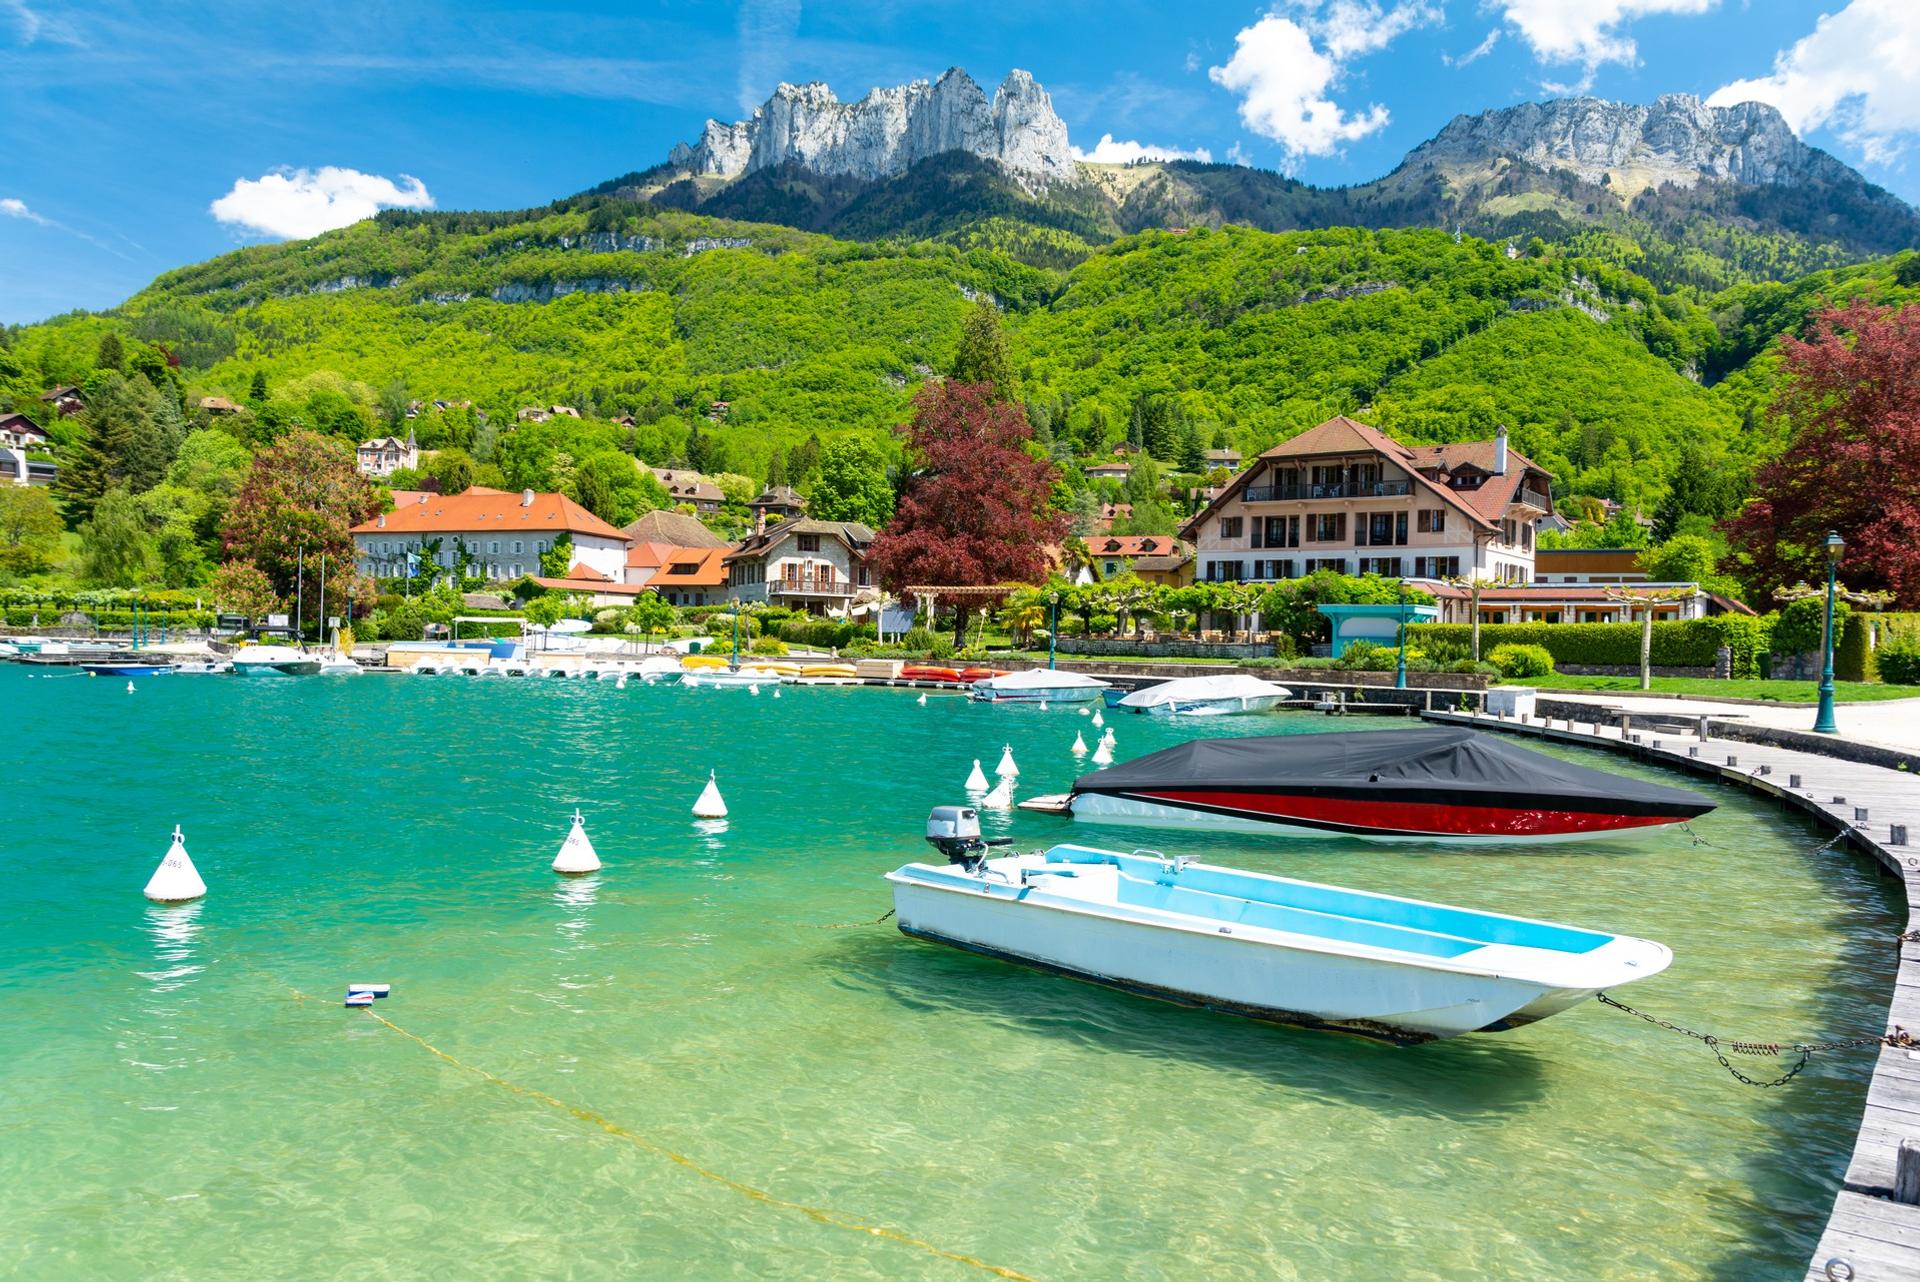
left=681, top=668, right=764, bottom=688
left=229, top=645, right=323, bottom=677
left=1116, top=674, right=1292, bottom=717
left=887, top=807, right=1672, bottom=1042
left=81, top=662, right=173, bottom=677
left=1058, top=727, right=1714, bottom=842
left=970, top=668, right=1111, bottom=704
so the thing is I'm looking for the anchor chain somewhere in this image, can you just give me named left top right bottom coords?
left=1596, top=992, right=1918, bottom=1087
left=805, top=908, right=896, bottom=930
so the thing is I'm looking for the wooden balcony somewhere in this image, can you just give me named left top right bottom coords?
left=769, top=576, right=854, bottom=598
left=1243, top=480, right=1412, bottom=502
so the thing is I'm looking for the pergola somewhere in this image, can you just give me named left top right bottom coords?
left=899, top=584, right=1033, bottom=635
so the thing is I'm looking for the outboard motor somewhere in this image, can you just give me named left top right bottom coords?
left=925, top=805, right=1011, bottom=872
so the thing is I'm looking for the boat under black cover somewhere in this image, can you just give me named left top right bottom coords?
left=1067, top=727, right=1715, bottom=842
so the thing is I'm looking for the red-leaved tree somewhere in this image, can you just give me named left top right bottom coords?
left=1725, top=301, right=1920, bottom=605
left=223, top=429, right=382, bottom=627
left=867, top=381, right=1067, bottom=642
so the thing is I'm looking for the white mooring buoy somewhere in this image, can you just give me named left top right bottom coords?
left=693, top=770, right=729, bottom=819
left=143, top=825, right=207, bottom=903
left=552, top=809, right=602, bottom=874
left=964, top=759, right=989, bottom=792
left=1039, top=701, right=1049, bottom=712
left=127, top=680, right=136, bottom=694
left=917, top=693, right=928, bottom=706
left=1091, top=739, right=1114, bottom=766
left=773, top=687, right=782, bottom=698
left=1072, top=731, right=1088, bottom=755
left=980, top=773, right=1015, bottom=809
left=615, top=673, right=628, bottom=690
left=996, top=744, right=1019, bottom=778
left=749, top=683, right=760, bottom=696
left=1078, top=707, right=1089, bottom=716
left=1091, top=710, right=1104, bottom=728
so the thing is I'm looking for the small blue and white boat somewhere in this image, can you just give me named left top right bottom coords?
left=887, top=808, right=1671, bottom=1043
left=82, top=662, right=174, bottom=678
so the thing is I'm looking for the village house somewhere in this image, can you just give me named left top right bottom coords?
left=622, top=508, right=729, bottom=549
left=652, top=467, right=725, bottom=513
left=1203, top=447, right=1242, bottom=470
left=0, top=411, right=51, bottom=451
left=356, top=431, right=419, bottom=479
left=748, top=485, right=807, bottom=526
left=350, top=487, right=630, bottom=586
left=1181, top=416, right=1555, bottom=587
left=626, top=543, right=730, bottom=607
left=1087, top=534, right=1190, bottom=581
left=724, top=518, right=874, bottom=616
left=199, top=396, right=242, bottom=416
left=1085, top=460, right=1134, bottom=482
left=39, top=386, right=84, bottom=417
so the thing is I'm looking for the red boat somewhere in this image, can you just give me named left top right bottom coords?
left=1059, top=727, right=1715, bottom=843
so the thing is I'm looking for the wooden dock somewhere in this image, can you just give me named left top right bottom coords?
left=1421, top=708, right=1920, bottom=1280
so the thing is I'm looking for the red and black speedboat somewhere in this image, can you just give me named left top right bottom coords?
left=1060, top=727, right=1715, bottom=843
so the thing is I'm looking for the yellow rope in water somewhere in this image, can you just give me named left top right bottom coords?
left=347, top=1004, right=1040, bottom=1281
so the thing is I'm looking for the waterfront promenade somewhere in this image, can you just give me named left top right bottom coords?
left=1422, top=707, right=1920, bottom=1281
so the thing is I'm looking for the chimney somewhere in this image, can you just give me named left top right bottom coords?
left=1494, top=425, right=1508, bottom=476
left=377, top=514, right=386, bottom=528
left=521, top=488, right=535, bottom=507
left=755, top=504, right=767, bottom=537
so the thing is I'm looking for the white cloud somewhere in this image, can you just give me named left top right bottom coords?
left=1210, top=3, right=1438, bottom=160
left=1, top=0, right=80, bottom=46
left=1444, top=29, right=1501, bottom=68
left=1, top=196, right=51, bottom=225
left=1708, top=0, right=1920, bottom=165
left=1072, top=134, right=1214, bottom=164
left=1496, top=0, right=1717, bottom=91
left=210, top=167, right=434, bottom=241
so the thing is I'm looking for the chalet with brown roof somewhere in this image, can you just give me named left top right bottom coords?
left=651, top=467, right=724, bottom=513
left=621, top=508, right=728, bottom=549
left=356, top=431, right=418, bottom=479
left=0, top=411, right=51, bottom=450
left=725, top=518, right=874, bottom=616
left=39, top=386, right=83, bottom=416
left=748, top=485, right=806, bottom=532
left=1088, top=534, right=1190, bottom=580
left=199, top=396, right=242, bottom=415
left=1180, top=416, right=1554, bottom=586
left=1085, top=460, right=1133, bottom=482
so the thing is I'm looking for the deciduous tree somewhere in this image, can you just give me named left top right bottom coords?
left=0, top=486, right=64, bottom=574
left=808, top=436, right=894, bottom=527
left=77, top=488, right=154, bottom=587
left=867, top=381, right=1066, bottom=642
left=209, top=560, right=282, bottom=620
left=1726, top=301, right=1920, bottom=604
left=223, top=429, right=380, bottom=615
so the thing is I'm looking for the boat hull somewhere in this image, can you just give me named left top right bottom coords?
left=970, top=686, right=1105, bottom=704
left=1068, top=787, right=1701, bottom=843
left=890, top=878, right=1602, bottom=1042
left=1127, top=694, right=1287, bottom=717
left=82, top=663, right=173, bottom=677
left=230, top=660, right=322, bottom=677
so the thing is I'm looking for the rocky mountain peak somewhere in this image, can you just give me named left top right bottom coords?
left=665, top=68, right=1075, bottom=189
left=1402, top=93, right=1863, bottom=198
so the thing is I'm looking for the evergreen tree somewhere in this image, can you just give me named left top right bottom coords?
left=787, top=432, right=823, bottom=485
left=951, top=298, right=1011, bottom=394
left=96, top=331, right=126, bottom=373
left=56, top=372, right=172, bottom=524
left=249, top=369, right=269, bottom=405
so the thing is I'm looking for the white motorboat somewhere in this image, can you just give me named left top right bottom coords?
left=229, top=645, right=322, bottom=677
left=636, top=655, right=684, bottom=684
left=970, top=668, right=1111, bottom=704
left=680, top=668, right=763, bottom=688
left=1116, top=674, right=1292, bottom=717
left=886, top=808, right=1672, bottom=1043
left=315, top=653, right=361, bottom=675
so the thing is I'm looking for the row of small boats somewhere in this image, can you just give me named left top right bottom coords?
left=886, top=726, right=1715, bottom=1044
left=972, top=668, right=1294, bottom=716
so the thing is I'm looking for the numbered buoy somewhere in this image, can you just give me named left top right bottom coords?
left=692, top=770, right=729, bottom=819
left=1071, top=731, right=1088, bottom=755
left=996, top=744, right=1019, bottom=778
left=143, top=825, right=207, bottom=903
left=552, top=809, right=601, bottom=874
left=1091, top=739, right=1114, bottom=766
left=964, top=759, right=989, bottom=792
left=980, top=774, right=1015, bottom=809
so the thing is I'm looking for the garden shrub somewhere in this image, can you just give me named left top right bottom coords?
left=1876, top=638, right=1920, bottom=686
left=1487, top=643, right=1556, bottom=679
left=1771, top=596, right=1849, bottom=658
left=749, top=636, right=789, bottom=656
left=1408, top=618, right=1768, bottom=674
left=1332, top=641, right=1395, bottom=671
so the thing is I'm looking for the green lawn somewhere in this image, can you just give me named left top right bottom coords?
left=1504, top=674, right=1920, bottom=704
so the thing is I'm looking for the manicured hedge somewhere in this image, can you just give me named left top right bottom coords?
left=1407, top=617, right=1771, bottom=676
left=775, top=618, right=877, bottom=650
left=1841, top=612, right=1920, bottom=682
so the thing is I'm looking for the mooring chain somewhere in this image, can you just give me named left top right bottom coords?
left=1596, top=992, right=1918, bottom=1088
left=804, top=908, right=896, bottom=930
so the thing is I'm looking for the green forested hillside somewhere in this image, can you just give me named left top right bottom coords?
left=4, top=195, right=1915, bottom=532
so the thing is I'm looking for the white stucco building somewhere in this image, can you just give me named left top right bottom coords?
left=351, top=487, right=631, bottom=583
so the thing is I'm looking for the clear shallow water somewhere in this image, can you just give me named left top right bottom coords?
left=0, top=667, right=1900, bottom=1282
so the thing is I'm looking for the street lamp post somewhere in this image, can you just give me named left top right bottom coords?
left=1048, top=592, right=1060, bottom=670
left=1814, top=530, right=1844, bottom=735
left=1394, top=584, right=1409, bottom=690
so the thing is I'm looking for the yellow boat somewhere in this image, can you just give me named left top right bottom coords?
left=682, top=654, right=731, bottom=670
left=801, top=663, right=858, bottom=679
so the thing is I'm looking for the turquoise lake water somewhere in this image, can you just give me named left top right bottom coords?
left=0, top=665, right=1901, bottom=1281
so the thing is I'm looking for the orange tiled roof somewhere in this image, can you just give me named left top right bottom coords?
left=350, top=489, right=627, bottom=542
left=653, top=546, right=730, bottom=587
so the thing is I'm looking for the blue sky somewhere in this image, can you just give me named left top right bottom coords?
left=3, top=1, right=1916, bottom=324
